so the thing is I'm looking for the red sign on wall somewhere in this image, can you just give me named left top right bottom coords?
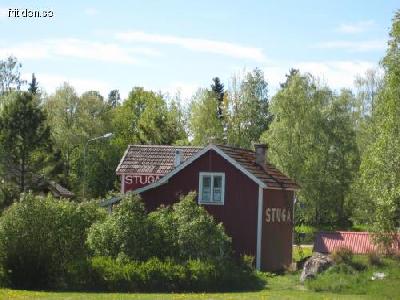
left=123, top=174, right=162, bottom=193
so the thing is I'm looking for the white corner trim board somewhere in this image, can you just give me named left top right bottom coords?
left=120, top=174, right=125, bottom=194
left=256, top=185, right=263, bottom=270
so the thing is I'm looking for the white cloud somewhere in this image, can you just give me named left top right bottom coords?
left=337, top=20, right=375, bottom=34
left=84, top=8, right=98, bottom=16
left=312, top=40, right=385, bottom=52
left=0, top=38, right=162, bottom=63
left=115, top=31, right=266, bottom=62
left=22, top=72, right=112, bottom=96
left=296, top=61, right=375, bottom=88
left=264, top=60, right=376, bottom=93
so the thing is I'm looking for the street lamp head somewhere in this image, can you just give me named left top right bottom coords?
left=103, top=133, right=113, bottom=138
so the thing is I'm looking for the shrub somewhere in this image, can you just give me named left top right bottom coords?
left=139, top=257, right=187, bottom=291
left=89, top=192, right=232, bottom=263
left=87, top=256, right=264, bottom=292
left=148, top=205, right=178, bottom=258
left=87, top=193, right=158, bottom=260
left=331, top=247, right=353, bottom=265
left=170, top=192, right=232, bottom=262
left=0, top=193, right=106, bottom=289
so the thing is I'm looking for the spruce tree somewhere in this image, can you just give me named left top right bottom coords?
left=0, top=92, right=52, bottom=192
left=107, top=89, right=121, bottom=108
left=211, top=77, right=224, bottom=119
left=28, top=73, right=39, bottom=95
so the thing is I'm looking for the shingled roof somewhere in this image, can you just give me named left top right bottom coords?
left=116, top=145, right=202, bottom=175
left=217, top=145, right=299, bottom=190
left=116, top=144, right=298, bottom=190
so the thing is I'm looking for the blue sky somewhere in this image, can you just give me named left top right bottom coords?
left=0, top=1, right=398, bottom=101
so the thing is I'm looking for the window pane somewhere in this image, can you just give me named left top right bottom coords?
left=202, top=176, right=211, bottom=202
left=213, top=176, right=222, bottom=202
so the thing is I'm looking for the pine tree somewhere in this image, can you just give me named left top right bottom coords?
left=211, top=77, right=224, bottom=119
left=0, top=92, right=52, bottom=192
left=28, top=73, right=39, bottom=95
left=107, top=89, right=121, bottom=108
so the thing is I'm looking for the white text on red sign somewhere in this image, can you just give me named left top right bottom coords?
left=124, top=175, right=161, bottom=185
left=265, top=208, right=292, bottom=223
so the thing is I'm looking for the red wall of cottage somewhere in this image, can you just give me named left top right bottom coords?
left=140, top=149, right=259, bottom=258
left=261, top=189, right=294, bottom=271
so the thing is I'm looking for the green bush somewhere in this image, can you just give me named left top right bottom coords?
left=87, top=256, right=264, bottom=292
left=88, top=192, right=232, bottom=263
left=0, top=193, right=106, bottom=289
left=87, top=193, right=157, bottom=260
left=147, top=205, right=178, bottom=258
left=161, top=192, right=232, bottom=262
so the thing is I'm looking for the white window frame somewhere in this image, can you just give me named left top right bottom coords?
left=198, top=172, right=225, bottom=205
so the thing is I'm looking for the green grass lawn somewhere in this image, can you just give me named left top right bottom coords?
left=1, top=251, right=398, bottom=300
left=0, top=287, right=372, bottom=300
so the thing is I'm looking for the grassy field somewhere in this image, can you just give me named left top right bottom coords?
left=0, top=249, right=398, bottom=300
left=0, top=286, right=374, bottom=300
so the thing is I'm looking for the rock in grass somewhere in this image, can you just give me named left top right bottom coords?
left=300, top=253, right=333, bottom=283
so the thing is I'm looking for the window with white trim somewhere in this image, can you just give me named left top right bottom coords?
left=198, top=172, right=225, bottom=205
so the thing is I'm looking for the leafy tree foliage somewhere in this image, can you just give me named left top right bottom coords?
left=87, top=193, right=163, bottom=260
left=226, top=68, right=271, bottom=148
left=87, top=193, right=231, bottom=262
left=263, top=72, right=359, bottom=226
left=357, top=11, right=400, bottom=247
left=168, top=192, right=231, bottom=261
left=44, top=83, right=82, bottom=180
left=190, top=69, right=271, bottom=148
left=0, top=56, right=26, bottom=96
left=189, top=88, right=225, bottom=145
left=44, top=84, right=118, bottom=198
left=112, top=87, right=187, bottom=150
left=0, top=193, right=106, bottom=289
left=0, top=92, right=54, bottom=192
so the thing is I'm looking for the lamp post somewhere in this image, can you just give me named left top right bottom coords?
left=83, top=132, right=113, bottom=198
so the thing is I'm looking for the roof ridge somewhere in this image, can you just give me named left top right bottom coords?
left=215, top=144, right=255, bottom=153
left=128, top=144, right=203, bottom=149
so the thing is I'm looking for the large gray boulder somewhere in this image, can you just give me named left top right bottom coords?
left=300, top=253, right=333, bottom=282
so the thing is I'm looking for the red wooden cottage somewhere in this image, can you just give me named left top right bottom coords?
left=104, top=144, right=299, bottom=271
